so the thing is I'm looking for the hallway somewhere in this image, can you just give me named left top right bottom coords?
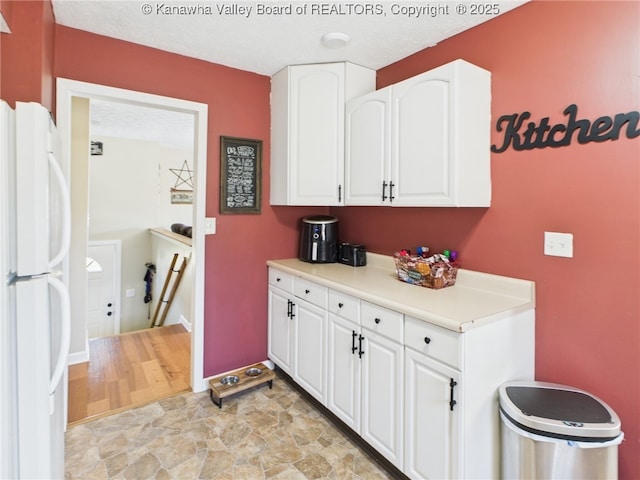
left=67, top=324, right=191, bottom=425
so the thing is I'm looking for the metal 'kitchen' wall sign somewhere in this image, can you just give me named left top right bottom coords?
left=492, top=104, right=640, bottom=153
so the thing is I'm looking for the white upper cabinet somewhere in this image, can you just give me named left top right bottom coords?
left=344, top=88, right=392, bottom=206
left=345, top=59, right=491, bottom=207
left=270, top=62, right=375, bottom=206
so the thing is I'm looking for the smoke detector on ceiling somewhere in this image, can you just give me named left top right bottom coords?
left=321, top=32, right=351, bottom=49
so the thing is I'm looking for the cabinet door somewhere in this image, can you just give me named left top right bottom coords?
left=391, top=71, right=452, bottom=206
left=404, top=348, right=460, bottom=480
left=360, top=329, right=404, bottom=469
left=267, top=286, right=293, bottom=375
left=293, top=299, right=327, bottom=404
left=344, top=88, right=392, bottom=206
left=289, top=64, right=345, bottom=206
left=327, top=314, right=361, bottom=431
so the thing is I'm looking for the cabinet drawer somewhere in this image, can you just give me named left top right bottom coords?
left=404, top=316, right=461, bottom=369
left=361, top=301, right=403, bottom=343
left=328, top=290, right=360, bottom=324
left=294, top=277, right=328, bottom=309
left=269, top=268, right=294, bottom=292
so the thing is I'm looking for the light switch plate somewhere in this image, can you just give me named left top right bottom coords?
left=205, top=217, right=216, bottom=235
left=544, top=232, right=573, bottom=258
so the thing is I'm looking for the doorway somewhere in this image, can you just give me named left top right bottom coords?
left=87, top=98, right=196, bottom=336
left=86, top=240, right=121, bottom=339
left=56, top=79, right=208, bottom=394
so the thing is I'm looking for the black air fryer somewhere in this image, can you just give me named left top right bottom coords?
left=299, top=215, right=339, bottom=263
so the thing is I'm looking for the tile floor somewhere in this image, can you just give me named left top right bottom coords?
left=65, top=371, right=394, bottom=479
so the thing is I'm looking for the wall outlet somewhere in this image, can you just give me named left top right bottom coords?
left=544, top=232, right=573, bottom=258
left=205, top=217, right=216, bottom=235
left=125, top=288, right=135, bottom=297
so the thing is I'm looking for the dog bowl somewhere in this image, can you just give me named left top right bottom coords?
left=245, top=367, right=263, bottom=377
left=220, top=375, right=239, bottom=385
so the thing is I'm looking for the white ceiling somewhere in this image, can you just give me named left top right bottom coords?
left=90, top=99, right=195, bottom=150
left=52, top=0, right=528, bottom=77
left=54, top=0, right=529, bottom=148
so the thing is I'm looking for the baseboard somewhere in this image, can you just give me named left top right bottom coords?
left=67, top=343, right=89, bottom=365
left=178, top=314, right=192, bottom=332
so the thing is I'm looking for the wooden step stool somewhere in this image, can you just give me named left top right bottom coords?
left=208, top=362, right=275, bottom=408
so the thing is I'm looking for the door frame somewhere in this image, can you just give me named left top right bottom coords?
left=56, top=78, right=208, bottom=392
left=87, top=239, right=122, bottom=337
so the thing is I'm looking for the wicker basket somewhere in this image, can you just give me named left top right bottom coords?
left=394, top=253, right=459, bottom=289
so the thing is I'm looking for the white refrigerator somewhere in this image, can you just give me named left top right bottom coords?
left=0, top=100, right=71, bottom=479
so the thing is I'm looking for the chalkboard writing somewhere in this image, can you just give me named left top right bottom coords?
left=220, top=136, right=262, bottom=214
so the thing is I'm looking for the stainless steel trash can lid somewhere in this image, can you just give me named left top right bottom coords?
left=499, top=381, right=621, bottom=442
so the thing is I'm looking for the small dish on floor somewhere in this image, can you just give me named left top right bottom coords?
left=220, top=375, right=239, bottom=385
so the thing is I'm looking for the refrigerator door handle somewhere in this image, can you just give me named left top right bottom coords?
left=47, top=152, right=71, bottom=269
left=47, top=275, right=70, bottom=397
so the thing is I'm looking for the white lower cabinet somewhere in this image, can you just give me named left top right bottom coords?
left=267, top=271, right=294, bottom=375
left=268, top=269, right=328, bottom=404
left=293, top=299, right=327, bottom=404
left=405, top=347, right=460, bottom=480
left=360, top=327, right=404, bottom=469
left=327, top=310, right=404, bottom=470
left=403, top=312, right=535, bottom=479
left=327, top=313, right=361, bottom=432
left=267, top=266, right=535, bottom=479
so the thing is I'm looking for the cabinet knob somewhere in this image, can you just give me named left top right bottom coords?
left=276, top=277, right=281, bottom=282
left=375, top=318, right=381, bottom=324
left=424, top=337, right=431, bottom=344
left=305, top=289, right=310, bottom=294
left=107, top=312, right=112, bottom=316
left=338, top=302, right=344, bottom=308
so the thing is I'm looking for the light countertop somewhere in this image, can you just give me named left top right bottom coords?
left=267, top=253, right=535, bottom=333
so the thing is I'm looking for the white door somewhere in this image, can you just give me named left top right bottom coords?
left=293, top=299, right=327, bottom=404
left=327, top=314, right=361, bottom=431
left=345, top=88, right=392, bottom=206
left=86, top=241, right=120, bottom=339
left=405, top=348, right=460, bottom=480
left=360, top=329, right=404, bottom=469
left=289, top=64, right=345, bottom=205
left=392, top=74, right=452, bottom=206
left=267, top=286, right=293, bottom=375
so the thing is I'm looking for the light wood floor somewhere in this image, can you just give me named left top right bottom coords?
left=67, top=324, right=191, bottom=425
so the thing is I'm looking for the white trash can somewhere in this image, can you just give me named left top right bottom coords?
left=499, top=381, right=623, bottom=480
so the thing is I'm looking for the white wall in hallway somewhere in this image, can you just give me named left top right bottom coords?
left=88, top=135, right=193, bottom=333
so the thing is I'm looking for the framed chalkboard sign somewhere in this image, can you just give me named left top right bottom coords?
left=220, top=136, right=262, bottom=214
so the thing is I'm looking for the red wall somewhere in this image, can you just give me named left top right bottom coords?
left=54, top=26, right=327, bottom=376
left=0, top=0, right=55, bottom=109
left=12, top=2, right=640, bottom=476
left=333, top=1, right=640, bottom=477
